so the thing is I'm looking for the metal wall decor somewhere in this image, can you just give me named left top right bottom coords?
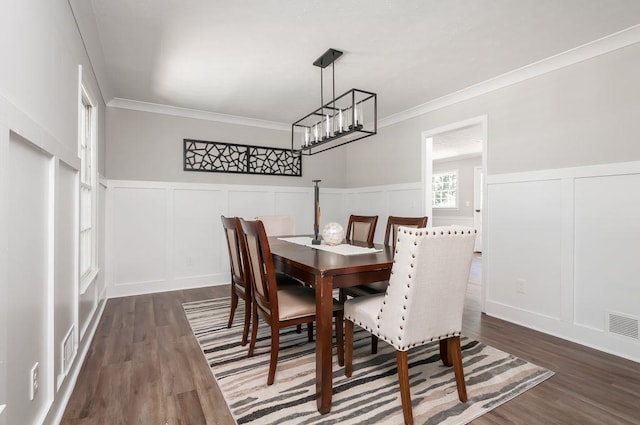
left=183, top=139, right=302, bottom=176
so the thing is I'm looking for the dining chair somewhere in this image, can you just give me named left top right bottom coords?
left=255, top=214, right=295, bottom=236
left=345, top=214, right=378, bottom=244
left=343, top=226, right=476, bottom=425
left=239, top=219, right=345, bottom=385
left=341, top=216, right=429, bottom=353
left=221, top=216, right=252, bottom=346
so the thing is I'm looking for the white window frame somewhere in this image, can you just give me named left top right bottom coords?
left=432, top=170, right=458, bottom=209
left=78, top=81, right=98, bottom=293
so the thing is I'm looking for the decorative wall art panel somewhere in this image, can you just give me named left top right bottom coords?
left=183, top=139, right=302, bottom=176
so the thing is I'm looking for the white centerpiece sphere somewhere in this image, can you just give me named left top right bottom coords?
left=322, top=222, right=344, bottom=246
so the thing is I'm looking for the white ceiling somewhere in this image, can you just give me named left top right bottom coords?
left=87, top=0, right=640, bottom=124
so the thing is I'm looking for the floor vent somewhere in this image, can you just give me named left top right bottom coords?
left=607, top=312, right=639, bottom=340
left=62, top=326, right=75, bottom=374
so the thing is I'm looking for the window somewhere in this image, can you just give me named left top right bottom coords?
left=432, top=171, right=458, bottom=208
left=79, top=84, right=97, bottom=287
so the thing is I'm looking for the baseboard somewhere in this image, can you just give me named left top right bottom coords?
left=485, top=300, right=640, bottom=363
left=107, top=274, right=228, bottom=298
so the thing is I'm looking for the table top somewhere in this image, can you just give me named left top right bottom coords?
left=269, top=236, right=394, bottom=277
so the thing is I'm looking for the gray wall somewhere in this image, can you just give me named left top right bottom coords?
left=0, top=1, right=107, bottom=424
left=106, top=107, right=348, bottom=187
left=345, top=43, right=640, bottom=185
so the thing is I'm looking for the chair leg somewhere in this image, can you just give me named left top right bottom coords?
left=371, top=335, right=379, bottom=354
left=449, top=336, right=468, bottom=402
left=339, top=288, right=347, bottom=304
left=247, top=304, right=259, bottom=358
left=228, top=290, right=238, bottom=328
left=335, top=313, right=344, bottom=367
left=307, top=322, right=314, bottom=342
left=241, top=296, right=251, bottom=346
left=267, top=326, right=280, bottom=385
left=439, top=339, right=452, bottom=367
left=296, top=324, right=302, bottom=333
left=345, top=319, right=354, bottom=377
left=396, top=350, right=414, bottom=425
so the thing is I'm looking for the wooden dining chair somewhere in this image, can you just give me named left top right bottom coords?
left=341, top=216, right=429, bottom=352
left=344, top=226, right=476, bottom=425
left=221, top=216, right=252, bottom=346
left=345, top=214, right=378, bottom=244
left=239, top=219, right=345, bottom=385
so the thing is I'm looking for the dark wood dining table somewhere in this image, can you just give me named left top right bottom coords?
left=269, top=237, right=394, bottom=414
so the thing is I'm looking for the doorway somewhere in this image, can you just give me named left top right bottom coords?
left=422, top=115, right=487, bottom=309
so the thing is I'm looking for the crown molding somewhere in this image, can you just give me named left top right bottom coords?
left=379, top=24, right=640, bottom=129
left=107, top=98, right=290, bottom=132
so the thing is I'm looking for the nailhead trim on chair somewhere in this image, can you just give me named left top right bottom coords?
left=347, top=226, right=475, bottom=351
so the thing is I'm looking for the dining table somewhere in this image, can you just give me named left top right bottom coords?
left=269, top=236, right=395, bottom=414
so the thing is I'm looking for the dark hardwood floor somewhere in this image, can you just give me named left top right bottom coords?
left=61, top=256, right=640, bottom=424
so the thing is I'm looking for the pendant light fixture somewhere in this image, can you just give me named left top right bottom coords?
left=291, top=48, right=377, bottom=155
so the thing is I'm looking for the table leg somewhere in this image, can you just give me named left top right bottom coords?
left=315, top=274, right=333, bottom=414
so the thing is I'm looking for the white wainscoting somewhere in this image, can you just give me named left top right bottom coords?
left=485, top=160, right=640, bottom=362
left=105, top=180, right=425, bottom=297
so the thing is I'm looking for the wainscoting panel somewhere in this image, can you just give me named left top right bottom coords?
left=112, top=187, right=167, bottom=286
left=7, top=132, right=54, bottom=425
left=228, top=190, right=274, bottom=219
left=486, top=161, right=640, bottom=362
left=54, top=161, right=77, bottom=389
left=574, top=174, right=640, bottom=332
left=105, top=181, right=426, bottom=296
left=486, top=179, right=563, bottom=320
left=274, top=190, right=314, bottom=234
left=173, top=189, right=226, bottom=280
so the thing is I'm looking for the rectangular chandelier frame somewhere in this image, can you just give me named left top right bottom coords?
left=291, top=48, right=377, bottom=156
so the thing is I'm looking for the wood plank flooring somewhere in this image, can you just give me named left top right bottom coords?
left=62, top=259, right=640, bottom=424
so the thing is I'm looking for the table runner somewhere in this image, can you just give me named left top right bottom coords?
left=278, top=236, right=382, bottom=255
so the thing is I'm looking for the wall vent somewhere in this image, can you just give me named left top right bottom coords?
left=62, top=326, right=75, bottom=374
left=607, top=311, right=639, bottom=340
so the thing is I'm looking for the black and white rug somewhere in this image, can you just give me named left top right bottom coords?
left=183, top=298, right=553, bottom=425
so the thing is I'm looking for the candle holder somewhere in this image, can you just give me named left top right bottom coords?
left=312, top=180, right=321, bottom=245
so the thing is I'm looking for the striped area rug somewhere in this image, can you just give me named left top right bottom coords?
left=183, top=298, right=553, bottom=425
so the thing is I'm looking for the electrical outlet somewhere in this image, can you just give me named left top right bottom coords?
left=516, top=278, right=526, bottom=294
left=30, top=362, right=39, bottom=401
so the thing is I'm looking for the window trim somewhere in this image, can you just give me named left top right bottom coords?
left=432, top=169, right=459, bottom=209
left=78, top=81, right=98, bottom=294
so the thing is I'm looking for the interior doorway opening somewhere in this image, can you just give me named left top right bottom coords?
left=422, top=115, right=487, bottom=310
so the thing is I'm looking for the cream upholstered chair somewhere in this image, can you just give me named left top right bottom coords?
left=345, top=214, right=378, bottom=244
left=341, top=216, right=428, bottom=353
left=240, top=219, right=344, bottom=385
left=255, top=214, right=295, bottom=237
left=344, top=226, right=476, bottom=425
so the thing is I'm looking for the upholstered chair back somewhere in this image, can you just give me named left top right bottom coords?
left=377, top=226, right=475, bottom=351
left=346, top=215, right=378, bottom=244
left=240, top=219, right=278, bottom=319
